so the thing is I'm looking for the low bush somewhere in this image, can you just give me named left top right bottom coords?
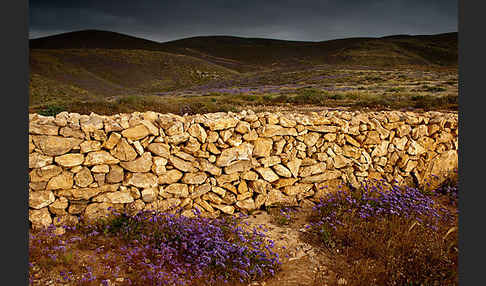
left=29, top=209, right=281, bottom=285
left=307, top=179, right=458, bottom=286
left=37, top=104, right=65, bottom=116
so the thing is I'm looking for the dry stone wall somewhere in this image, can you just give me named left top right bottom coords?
left=28, top=109, right=458, bottom=229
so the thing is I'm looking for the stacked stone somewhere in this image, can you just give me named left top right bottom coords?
left=28, top=109, right=458, bottom=229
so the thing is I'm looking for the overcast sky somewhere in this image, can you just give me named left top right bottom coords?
left=29, top=0, right=457, bottom=42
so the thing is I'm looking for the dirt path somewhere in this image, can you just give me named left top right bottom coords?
left=241, top=210, right=338, bottom=286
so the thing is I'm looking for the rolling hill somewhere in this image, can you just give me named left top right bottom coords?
left=29, top=29, right=457, bottom=109
left=31, top=30, right=458, bottom=71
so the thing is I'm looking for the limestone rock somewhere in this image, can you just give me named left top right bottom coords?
left=241, top=170, right=259, bottom=180
left=215, top=143, right=253, bottom=167
left=106, top=165, right=124, bottom=183
left=32, top=136, right=83, bottom=156
left=307, top=125, right=338, bottom=133
left=29, top=208, right=52, bottom=229
left=57, top=184, right=120, bottom=200
left=283, top=183, right=313, bottom=196
left=272, top=164, right=292, bottom=177
left=29, top=153, right=53, bottom=169
left=216, top=173, right=240, bottom=185
left=140, top=120, right=159, bottom=136
left=84, top=151, right=120, bottom=166
left=60, top=127, right=85, bottom=139
left=299, top=162, right=327, bottom=177
left=54, top=153, right=85, bottom=167
left=279, top=117, right=297, bottom=128
left=285, top=158, right=302, bottom=178
left=126, top=173, right=157, bottom=188
left=165, top=183, right=189, bottom=197
left=83, top=203, right=114, bottom=222
left=120, top=152, right=152, bottom=172
left=182, top=172, right=208, bottom=184
left=199, top=159, right=222, bottom=176
left=79, top=141, right=102, bottom=153
left=213, top=204, right=235, bottom=215
left=74, top=167, right=94, bottom=187
left=253, top=138, right=273, bottom=157
left=46, top=171, right=73, bottom=190
left=121, top=124, right=149, bottom=141
left=29, top=191, right=55, bottom=209
left=91, top=164, right=110, bottom=173
left=262, top=125, right=297, bottom=137
left=168, top=133, right=190, bottom=145
left=300, top=170, right=341, bottom=183
left=152, top=157, right=168, bottom=175
left=48, top=197, right=69, bottom=216
left=364, top=131, right=381, bottom=145
left=93, top=191, right=134, bottom=204
left=158, top=169, right=183, bottom=184
left=224, top=160, right=253, bottom=174
left=103, top=132, right=121, bottom=150
left=29, top=165, right=62, bottom=183
left=235, top=121, right=251, bottom=134
left=147, top=143, right=170, bottom=158
left=80, top=116, right=104, bottom=133
left=255, top=167, right=279, bottom=182
left=393, top=137, right=408, bottom=151
left=407, top=140, right=426, bottom=156
left=149, top=198, right=180, bottom=212
left=303, top=132, right=320, bottom=147
left=236, top=198, right=256, bottom=211
left=188, top=123, right=208, bottom=143
left=190, top=184, right=212, bottom=199
left=424, top=150, right=458, bottom=189
left=273, top=178, right=299, bottom=189
left=371, top=141, right=389, bottom=157
left=265, top=188, right=297, bottom=207
left=205, top=117, right=239, bottom=131
left=30, top=123, right=59, bottom=136
left=169, top=155, right=197, bottom=172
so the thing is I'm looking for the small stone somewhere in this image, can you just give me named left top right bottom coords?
left=255, top=167, right=279, bottom=182
left=120, top=152, right=153, bottom=172
left=46, top=171, right=73, bottom=190
left=29, top=208, right=52, bottom=229
left=29, top=153, right=53, bottom=169
left=79, top=140, right=102, bottom=153
left=147, top=143, right=170, bottom=158
left=126, top=173, right=157, bottom=188
left=165, top=184, right=189, bottom=197
left=74, top=167, right=94, bottom=187
left=106, top=165, right=124, bottom=183
left=29, top=191, right=55, bottom=209
left=121, top=124, right=150, bottom=141
left=158, top=169, right=183, bottom=184
left=84, top=151, right=120, bottom=166
left=111, top=138, right=138, bottom=161
left=182, top=172, right=208, bottom=184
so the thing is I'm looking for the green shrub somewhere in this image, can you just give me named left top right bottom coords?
left=37, top=104, right=65, bottom=116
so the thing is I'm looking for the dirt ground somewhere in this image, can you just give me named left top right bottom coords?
left=241, top=209, right=340, bottom=286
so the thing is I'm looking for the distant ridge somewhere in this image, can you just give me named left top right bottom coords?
left=30, top=29, right=457, bottom=72
left=29, top=29, right=166, bottom=51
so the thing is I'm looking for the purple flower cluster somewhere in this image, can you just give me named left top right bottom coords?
left=312, top=179, right=454, bottom=234
left=30, top=208, right=280, bottom=285
left=98, top=210, right=280, bottom=285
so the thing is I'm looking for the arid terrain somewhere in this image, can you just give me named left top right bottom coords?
left=29, top=30, right=457, bottom=116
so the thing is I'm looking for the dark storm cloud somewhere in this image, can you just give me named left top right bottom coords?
left=29, top=0, right=457, bottom=42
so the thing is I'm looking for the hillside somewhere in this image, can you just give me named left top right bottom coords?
left=29, top=30, right=457, bottom=114
left=29, top=48, right=239, bottom=106
left=30, top=30, right=458, bottom=72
